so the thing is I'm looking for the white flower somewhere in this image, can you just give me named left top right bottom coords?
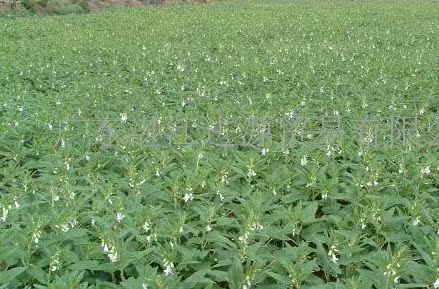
left=384, top=264, right=397, bottom=277
left=102, top=242, right=109, bottom=253
left=183, top=192, right=194, bottom=203
left=250, top=223, right=264, bottom=232
left=239, top=231, right=250, bottom=245
left=433, top=277, right=439, bottom=288
left=108, top=250, right=118, bottom=263
left=285, top=109, right=295, bottom=119
left=164, top=265, right=173, bottom=276
left=142, top=283, right=148, bottom=289
left=421, top=166, right=431, bottom=175
left=328, top=245, right=339, bottom=264
left=50, top=265, right=59, bottom=272
left=244, top=275, right=252, bottom=288
left=321, top=193, right=328, bottom=200
left=49, top=257, right=60, bottom=272
left=13, top=197, right=20, bottom=209
left=101, top=241, right=118, bottom=262
left=60, top=223, right=70, bottom=232
left=393, top=276, right=400, bottom=284
left=85, top=155, right=90, bottom=161
left=52, top=195, right=60, bottom=202
left=301, top=155, right=308, bottom=167
left=326, top=145, right=334, bottom=157
left=120, top=113, right=127, bottom=123
left=385, top=269, right=396, bottom=276
left=206, top=224, right=212, bottom=232
left=221, top=172, right=229, bottom=185
left=261, top=148, right=268, bottom=156
left=116, top=212, right=125, bottom=222
left=330, top=252, right=339, bottom=264
left=163, top=260, right=174, bottom=276
left=176, top=64, right=185, bottom=72
left=247, top=168, right=256, bottom=178
left=143, top=221, right=151, bottom=232
left=33, top=230, right=41, bottom=244
left=1, top=207, right=8, bottom=222
left=360, top=218, right=366, bottom=230
left=412, top=217, right=421, bottom=226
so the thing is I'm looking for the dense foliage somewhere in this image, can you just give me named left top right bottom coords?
left=0, top=1, right=439, bottom=288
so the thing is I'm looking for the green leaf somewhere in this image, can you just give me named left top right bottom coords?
left=0, top=267, right=26, bottom=284
left=227, top=259, right=244, bottom=289
left=183, top=270, right=215, bottom=286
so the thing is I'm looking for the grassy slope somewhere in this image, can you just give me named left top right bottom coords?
left=0, top=0, right=219, bottom=16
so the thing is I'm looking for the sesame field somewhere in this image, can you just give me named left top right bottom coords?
left=1, top=1, right=439, bottom=288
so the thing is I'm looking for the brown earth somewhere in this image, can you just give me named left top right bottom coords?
left=0, top=0, right=6, bottom=13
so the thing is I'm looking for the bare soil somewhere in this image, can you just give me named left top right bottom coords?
left=0, top=1, right=6, bottom=13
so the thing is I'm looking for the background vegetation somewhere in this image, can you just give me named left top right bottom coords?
left=0, top=0, right=214, bottom=16
left=0, top=0, right=439, bottom=288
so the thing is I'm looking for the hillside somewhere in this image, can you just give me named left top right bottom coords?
left=0, top=0, right=215, bottom=15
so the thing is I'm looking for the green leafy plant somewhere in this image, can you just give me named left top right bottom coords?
left=0, top=0, right=438, bottom=288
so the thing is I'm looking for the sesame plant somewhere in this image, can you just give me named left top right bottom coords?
left=0, top=0, right=439, bottom=288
